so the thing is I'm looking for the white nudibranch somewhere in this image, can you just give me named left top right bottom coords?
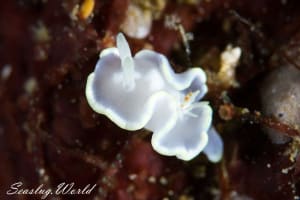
left=85, top=33, right=223, bottom=162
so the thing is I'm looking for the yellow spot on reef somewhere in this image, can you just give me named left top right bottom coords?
left=79, top=0, right=95, bottom=19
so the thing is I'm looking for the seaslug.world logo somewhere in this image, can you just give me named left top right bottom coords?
left=6, top=181, right=97, bottom=199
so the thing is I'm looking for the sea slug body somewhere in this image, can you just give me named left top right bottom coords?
left=85, top=33, right=223, bottom=162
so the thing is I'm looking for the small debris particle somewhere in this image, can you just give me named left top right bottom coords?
left=128, top=174, right=137, bottom=181
left=32, top=22, right=51, bottom=43
left=42, top=175, right=49, bottom=182
left=126, top=184, right=135, bottom=192
left=228, top=191, right=253, bottom=200
left=164, top=14, right=192, bottom=55
left=168, top=190, right=174, bottom=196
left=285, top=139, right=300, bottom=162
left=218, top=45, right=242, bottom=87
left=38, top=168, right=45, bottom=176
left=159, top=176, right=168, bottom=185
left=281, top=168, right=289, bottom=174
left=241, top=108, right=250, bottom=114
left=219, top=104, right=235, bottom=121
left=121, top=4, right=152, bottom=39
left=148, top=176, right=156, bottom=184
left=1, top=64, right=12, bottom=80
left=164, top=14, right=181, bottom=29
left=70, top=4, right=79, bottom=20
left=281, top=166, right=294, bottom=174
left=24, top=77, right=38, bottom=94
